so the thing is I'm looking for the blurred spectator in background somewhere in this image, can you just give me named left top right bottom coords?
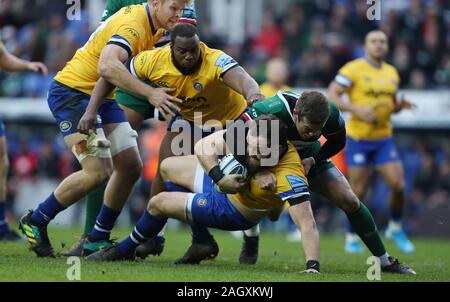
left=260, top=57, right=291, bottom=97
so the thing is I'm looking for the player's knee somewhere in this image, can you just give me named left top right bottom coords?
left=159, top=158, right=173, bottom=181
left=148, top=192, right=169, bottom=216
left=116, top=157, right=143, bottom=181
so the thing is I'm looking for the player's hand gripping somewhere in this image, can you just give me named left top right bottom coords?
left=77, top=110, right=98, bottom=135
left=146, top=87, right=182, bottom=120
left=301, top=157, right=316, bottom=176
left=254, top=170, right=277, bottom=191
left=217, top=175, right=247, bottom=194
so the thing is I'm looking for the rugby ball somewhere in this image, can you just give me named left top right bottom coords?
left=213, top=153, right=248, bottom=193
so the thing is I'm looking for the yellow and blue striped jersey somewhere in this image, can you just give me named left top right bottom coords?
left=55, top=4, right=164, bottom=99
left=130, top=42, right=247, bottom=126
left=335, top=58, right=400, bottom=140
left=233, top=142, right=310, bottom=210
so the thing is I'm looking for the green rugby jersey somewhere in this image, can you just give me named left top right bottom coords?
left=249, top=91, right=345, bottom=157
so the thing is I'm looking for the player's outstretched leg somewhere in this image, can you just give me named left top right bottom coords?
left=61, top=186, right=105, bottom=257
left=87, top=209, right=167, bottom=262
left=377, top=161, right=415, bottom=254
left=0, top=136, right=21, bottom=242
left=313, top=168, right=416, bottom=274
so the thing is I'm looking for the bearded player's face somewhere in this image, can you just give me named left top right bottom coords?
left=172, top=35, right=201, bottom=70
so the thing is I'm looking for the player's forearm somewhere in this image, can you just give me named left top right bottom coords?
left=195, top=138, right=220, bottom=174
left=289, top=202, right=320, bottom=263
left=223, top=66, right=263, bottom=105
left=241, top=78, right=264, bottom=105
left=99, top=58, right=154, bottom=98
left=0, top=52, right=32, bottom=72
left=313, top=127, right=346, bottom=163
left=87, top=77, right=115, bottom=114
left=195, top=131, right=227, bottom=173
left=328, top=81, right=357, bottom=113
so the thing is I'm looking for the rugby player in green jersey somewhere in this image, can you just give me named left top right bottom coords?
left=229, top=91, right=415, bottom=274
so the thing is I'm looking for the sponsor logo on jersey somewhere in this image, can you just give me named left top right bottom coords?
left=215, top=54, right=236, bottom=68
left=60, top=121, right=72, bottom=133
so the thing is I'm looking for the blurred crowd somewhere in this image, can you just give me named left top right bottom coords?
left=0, top=0, right=449, bottom=97
left=0, top=0, right=90, bottom=97
left=202, top=0, right=449, bottom=89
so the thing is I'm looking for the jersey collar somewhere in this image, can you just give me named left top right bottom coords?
left=145, top=3, right=157, bottom=35
left=364, top=56, right=383, bottom=69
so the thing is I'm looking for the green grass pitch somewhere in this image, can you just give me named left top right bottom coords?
left=0, top=226, right=449, bottom=282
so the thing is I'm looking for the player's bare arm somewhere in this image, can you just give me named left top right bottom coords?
left=328, top=80, right=377, bottom=123
left=194, top=130, right=246, bottom=193
left=393, top=94, right=417, bottom=113
left=0, top=42, right=48, bottom=75
left=288, top=201, right=320, bottom=272
left=222, top=65, right=265, bottom=106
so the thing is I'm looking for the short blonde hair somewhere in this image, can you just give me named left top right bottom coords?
left=158, top=0, right=194, bottom=6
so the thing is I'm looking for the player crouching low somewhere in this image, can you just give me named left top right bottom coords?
left=87, top=115, right=321, bottom=273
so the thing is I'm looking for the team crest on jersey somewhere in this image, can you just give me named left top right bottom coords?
left=59, top=121, right=72, bottom=133
left=193, top=81, right=203, bottom=91
left=197, top=198, right=207, bottom=207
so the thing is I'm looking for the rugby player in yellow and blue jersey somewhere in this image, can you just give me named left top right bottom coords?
left=87, top=115, right=321, bottom=273
left=19, top=0, right=192, bottom=258
left=89, top=23, right=261, bottom=259
left=329, top=30, right=416, bottom=254
left=0, top=41, right=47, bottom=242
left=61, top=0, right=198, bottom=257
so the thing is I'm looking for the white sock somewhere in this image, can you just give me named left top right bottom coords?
left=157, top=224, right=166, bottom=237
left=379, top=252, right=391, bottom=267
left=243, top=224, right=260, bottom=237
left=345, top=232, right=359, bottom=243
left=387, top=220, right=402, bottom=232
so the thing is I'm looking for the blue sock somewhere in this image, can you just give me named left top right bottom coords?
left=390, top=208, right=403, bottom=222
left=31, top=193, right=65, bottom=227
left=89, top=204, right=121, bottom=241
left=165, top=181, right=190, bottom=193
left=191, top=225, right=213, bottom=244
left=0, top=202, right=9, bottom=234
left=117, top=210, right=167, bottom=256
